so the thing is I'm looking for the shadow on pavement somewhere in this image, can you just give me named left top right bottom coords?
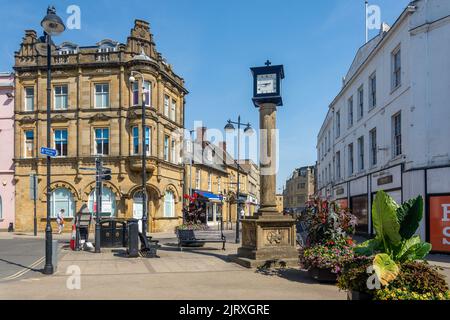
left=0, top=258, right=43, bottom=274
left=158, top=244, right=232, bottom=263
left=255, top=267, right=319, bottom=284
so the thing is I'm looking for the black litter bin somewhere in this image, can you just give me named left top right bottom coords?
left=127, top=219, right=139, bottom=258
left=100, top=219, right=127, bottom=248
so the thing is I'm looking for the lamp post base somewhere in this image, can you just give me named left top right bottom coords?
left=43, top=264, right=54, bottom=275
left=231, top=213, right=298, bottom=269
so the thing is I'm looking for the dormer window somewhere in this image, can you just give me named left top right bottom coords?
left=58, top=42, right=78, bottom=55
left=97, top=40, right=118, bottom=53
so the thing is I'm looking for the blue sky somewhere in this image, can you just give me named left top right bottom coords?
left=0, top=0, right=411, bottom=190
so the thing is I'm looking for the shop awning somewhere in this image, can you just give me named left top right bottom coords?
left=194, top=190, right=223, bottom=203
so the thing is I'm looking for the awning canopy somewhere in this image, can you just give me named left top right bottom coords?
left=194, top=190, right=223, bottom=203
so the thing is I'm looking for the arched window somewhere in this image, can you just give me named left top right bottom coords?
left=50, top=188, right=75, bottom=218
left=88, top=187, right=117, bottom=217
left=164, top=190, right=175, bottom=218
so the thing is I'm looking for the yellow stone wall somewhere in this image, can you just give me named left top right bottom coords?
left=13, top=20, right=187, bottom=233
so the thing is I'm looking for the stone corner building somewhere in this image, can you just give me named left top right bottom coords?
left=14, top=20, right=188, bottom=233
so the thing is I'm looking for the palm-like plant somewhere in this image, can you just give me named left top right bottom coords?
left=355, top=191, right=432, bottom=285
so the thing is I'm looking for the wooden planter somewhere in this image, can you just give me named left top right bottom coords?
left=347, top=290, right=373, bottom=301
left=308, top=267, right=338, bottom=283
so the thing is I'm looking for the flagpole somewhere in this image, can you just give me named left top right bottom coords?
left=365, top=0, right=369, bottom=43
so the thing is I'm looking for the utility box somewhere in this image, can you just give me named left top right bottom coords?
left=52, top=240, right=59, bottom=272
left=127, top=219, right=139, bottom=258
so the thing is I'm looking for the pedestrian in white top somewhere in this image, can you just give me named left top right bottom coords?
left=57, top=209, right=65, bottom=234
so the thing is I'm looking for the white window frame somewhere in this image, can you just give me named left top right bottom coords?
left=392, top=112, right=402, bottom=157
left=369, top=72, right=376, bottom=109
left=348, top=143, right=354, bottom=176
left=358, top=136, right=364, bottom=171
left=24, top=87, right=34, bottom=111
left=164, top=135, right=169, bottom=161
left=357, top=86, right=364, bottom=120
left=164, top=95, right=170, bottom=117
left=54, top=129, right=68, bottom=157
left=369, top=128, right=377, bottom=167
left=170, top=99, right=176, bottom=121
left=392, top=46, right=401, bottom=90
left=132, top=82, right=139, bottom=106
left=144, top=81, right=151, bottom=107
left=208, top=172, right=212, bottom=192
left=94, top=128, right=109, bottom=156
left=164, top=191, right=175, bottom=218
left=196, top=169, right=201, bottom=189
left=132, top=126, right=139, bottom=155
left=348, top=96, right=353, bottom=128
left=24, top=130, right=34, bottom=158
left=94, top=83, right=110, bottom=109
left=54, top=85, right=68, bottom=110
left=336, top=151, right=341, bottom=180
left=336, top=110, right=341, bottom=138
left=50, top=188, right=75, bottom=218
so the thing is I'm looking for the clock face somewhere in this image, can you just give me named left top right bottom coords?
left=256, top=73, right=277, bottom=95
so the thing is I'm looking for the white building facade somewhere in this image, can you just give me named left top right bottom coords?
left=317, top=0, right=450, bottom=253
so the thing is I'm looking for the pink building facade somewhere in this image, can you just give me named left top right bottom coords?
left=0, top=72, right=15, bottom=231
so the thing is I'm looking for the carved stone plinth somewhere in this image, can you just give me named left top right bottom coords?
left=231, top=213, right=299, bottom=268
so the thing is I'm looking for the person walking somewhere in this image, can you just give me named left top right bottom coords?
left=57, top=209, right=65, bottom=234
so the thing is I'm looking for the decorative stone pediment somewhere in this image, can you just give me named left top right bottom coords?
left=128, top=110, right=138, bottom=120
left=18, top=116, right=36, bottom=124
left=52, top=114, right=71, bottom=122
left=89, top=113, right=111, bottom=123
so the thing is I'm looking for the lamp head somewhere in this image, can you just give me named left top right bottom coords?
left=41, top=6, right=66, bottom=36
left=129, top=75, right=136, bottom=83
left=224, top=121, right=235, bottom=133
left=244, top=125, right=254, bottom=136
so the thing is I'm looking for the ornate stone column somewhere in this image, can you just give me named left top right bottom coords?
left=233, top=101, right=298, bottom=268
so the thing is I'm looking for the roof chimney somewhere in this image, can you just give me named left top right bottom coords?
left=219, top=141, right=227, bottom=164
left=196, top=127, right=207, bottom=143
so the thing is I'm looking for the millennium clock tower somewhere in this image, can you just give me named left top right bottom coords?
left=233, top=61, right=298, bottom=268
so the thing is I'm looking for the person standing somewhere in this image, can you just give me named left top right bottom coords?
left=56, top=209, right=65, bottom=234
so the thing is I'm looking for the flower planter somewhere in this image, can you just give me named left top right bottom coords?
left=308, top=267, right=338, bottom=283
left=347, top=290, right=373, bottom=301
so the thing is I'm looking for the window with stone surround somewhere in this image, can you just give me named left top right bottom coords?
left=50, top=188, right=75, bottom=218
left=164, top=95, right=170, bottom=117
left=94, top=83, right=109, bottom=108
left=24, top=87, right=34, bottom=111
left=94, top=128, right=109, bottom=155
left=54, top=129, right=68, bottom=157
left=54, top=85, right=68, bottom=110
left=24, top=130, right=34, bottom=158
left=164, top=190, right=175, bottom=218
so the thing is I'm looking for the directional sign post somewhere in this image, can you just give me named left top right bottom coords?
left=40, top=147, right=57, bottom=158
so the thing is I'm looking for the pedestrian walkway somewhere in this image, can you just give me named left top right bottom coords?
left=0, top=240, right=345, bottom=300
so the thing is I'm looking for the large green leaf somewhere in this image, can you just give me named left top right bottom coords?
left=397, top=196, right=424, bottom=240
left=394, top=236, right=421, bottom=260
left=398, top=241, right=432, bottom=262
left=354, top=238, right=382, bottom=256
left=372, top=191, right=402, bottom=248
left=373, top=253, right=400, bottom=286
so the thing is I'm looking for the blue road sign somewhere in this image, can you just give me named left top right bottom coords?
left=40, top=147, right=57, bottom=157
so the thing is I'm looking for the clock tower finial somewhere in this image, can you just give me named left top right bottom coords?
left=265, top=60, right=272, bottom=66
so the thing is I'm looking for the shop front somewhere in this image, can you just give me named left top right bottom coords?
left=193, top=190, right=223, bottom=227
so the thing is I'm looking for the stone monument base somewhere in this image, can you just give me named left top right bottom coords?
left=231, top=213, right=299, bottom=269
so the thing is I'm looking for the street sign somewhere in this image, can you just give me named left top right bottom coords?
left=40, top=147, right=57, bottom=157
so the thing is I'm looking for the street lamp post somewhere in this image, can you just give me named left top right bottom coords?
left=224, top=117, right=253, bottom=244
left=129, top=71, right=148, bottom=236
left=40, top=6, right=65, bottom=275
